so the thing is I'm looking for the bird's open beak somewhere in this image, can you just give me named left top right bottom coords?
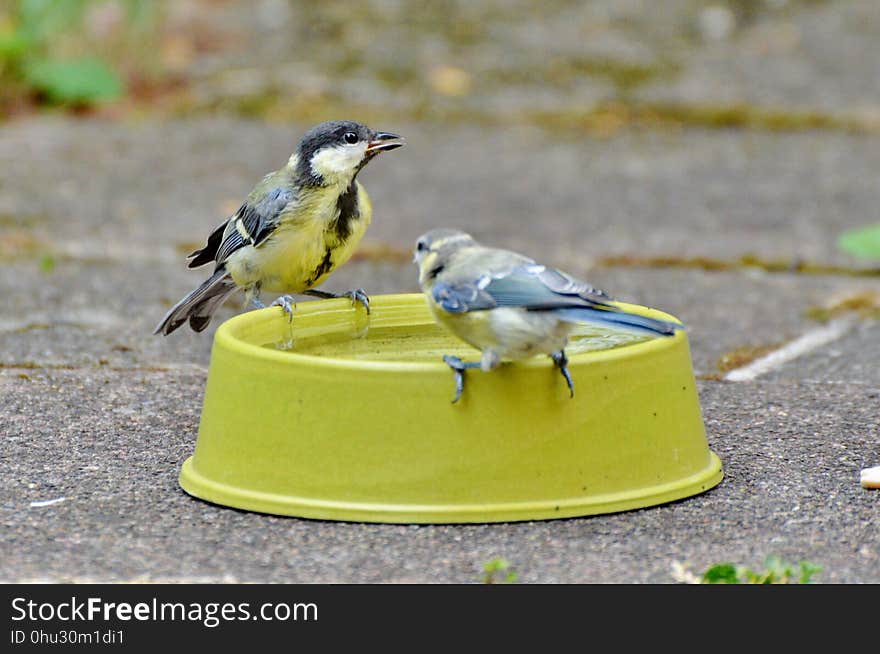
left=366, top=132, right=405, bottom=153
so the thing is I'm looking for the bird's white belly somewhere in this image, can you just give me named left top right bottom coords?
left=437, top=306, right=573, bottom=361
left=488, top=309, right=572, bottom=359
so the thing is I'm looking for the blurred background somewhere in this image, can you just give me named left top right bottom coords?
left=2, top=0, right=879, bottom=125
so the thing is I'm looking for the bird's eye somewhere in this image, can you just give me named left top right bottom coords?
left=416, top=240, right=428, bottom=252
left=343, top=132, right=358, bottom=144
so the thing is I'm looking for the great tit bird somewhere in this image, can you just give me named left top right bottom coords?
left=155, top=120, right=405, bottom=336
left=413, top=229, right=683, bottom=403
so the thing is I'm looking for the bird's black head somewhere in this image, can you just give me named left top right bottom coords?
left=294, top=120, right=404, bottom=187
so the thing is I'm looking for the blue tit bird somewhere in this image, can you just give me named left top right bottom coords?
left=154, top=120, right=405, bottom=336
left=413, top=229, right=683, bottom=403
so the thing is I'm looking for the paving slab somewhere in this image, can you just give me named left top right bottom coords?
left=763, top=319, right=880, bottom=385
left=180, top=0, right=880, bottom=118
left=2, top=248, right=877, bottom=583
left=2, top=114, right=879, bottom=584
left=1, top=370, right=876, bottom=583
left=634, top=0, right=880, bottom=114
left=1, top=253, right=873, bottom=378
left=2, top=119, right=879, bottom=269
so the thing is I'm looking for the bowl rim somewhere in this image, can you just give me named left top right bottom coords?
left=215, top=292, right=686, bottom=373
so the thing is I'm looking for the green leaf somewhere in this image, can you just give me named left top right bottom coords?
left=798, top=562, right=822, bottom=584
left=701, top=564, right=739, bottom=584
left=24, top=57, right=123, bottom=104
left=0, top=29, right=31, bottom=60
left=482, top=557, right=517, bottom=584
left=838, top=224, right=880, bottom=261
left=762, top=555, right=790, bottom=582
left=38, top=253, right=55, bottom=273
left=483, top=557, right=510, bottom=573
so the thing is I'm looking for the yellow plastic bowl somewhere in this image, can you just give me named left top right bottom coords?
left=179, top=293, right=722, bottom=523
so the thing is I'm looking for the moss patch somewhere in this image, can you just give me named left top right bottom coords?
left=717, top=343, right=782, bottom=373
left=806, top=291, right=880, bottom=322
left=485, top=58, right=677, bottom=94
left=596, top=253, right=880, bottom=277
left=523, top=101, right=879, bottom=136
left=0, top=229, right=52, bottom=259
left=0, top=213, right=48, bottom=227
left=174, top=87, right=880, bottom=137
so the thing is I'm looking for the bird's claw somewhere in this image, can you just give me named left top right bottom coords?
left=343, top=288, right=371, bottom=314
left=305, top=288, right=370, bottom=314
left=551, top=350, right=574, bottom=398
left=443, top=354, right=480, bottom=404
left=270, top=294, right=296, bottom=322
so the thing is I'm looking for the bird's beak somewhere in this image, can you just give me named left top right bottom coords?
left=366, top=132, right=405, bottom=153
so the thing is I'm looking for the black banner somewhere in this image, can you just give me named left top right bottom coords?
left=0, top=584, right=859, bottom=648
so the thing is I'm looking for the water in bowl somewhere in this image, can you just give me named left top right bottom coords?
left=263, top=318, right=653, bottom=364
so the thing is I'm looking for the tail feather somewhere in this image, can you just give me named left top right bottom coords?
left=154, top=268, right=238, bottom=336
left=553, top=306, right=681, bottom=337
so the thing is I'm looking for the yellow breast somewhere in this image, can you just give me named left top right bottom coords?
left=225, top=181, right=372, bottom=295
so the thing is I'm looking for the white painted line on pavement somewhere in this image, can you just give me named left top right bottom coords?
left=724, top=316, right=856, bottom=382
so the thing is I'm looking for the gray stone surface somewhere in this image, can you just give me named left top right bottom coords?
left=2, top=117, right=878, bottom=584
left=181, top=0, right=880, bottom=118
left=2, top=372, right=877, bottom=583
left=764, top=319, right=880, bottom=384
left=2, top=119, right=878, bottom=269
left=2, top=0, right=879, bottom=584
left=635, top=0, right=880, bottom=114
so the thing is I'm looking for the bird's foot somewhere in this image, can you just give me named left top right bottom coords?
left=251, top=297, right=266, bottom=309
left=305, top=288, right=370, bottom=314
left=270, top=295, right=296, bottom=322
left=551, top=350, right=574, bottom=398
left=342, top=288, right=370, bottom=315
left=443, top=354, right=481, bottom=404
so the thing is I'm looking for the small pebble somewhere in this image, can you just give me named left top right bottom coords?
left=860, top=466, right=880, bottom=489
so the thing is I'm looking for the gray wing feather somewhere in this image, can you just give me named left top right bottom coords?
left=432, top=277, right=497, bottom=313
left=533, top=265, right=613, bottom=302
left=478, top=264, right=614, bottom=310
left=207, top=187, right=293, bottom=268
left=433, top=264, right=612, bottom=313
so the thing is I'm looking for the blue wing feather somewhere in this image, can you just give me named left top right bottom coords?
left=553, top=307, right=680, bottom=336
left=432, top=279, right=496, bottom=313
left=430, top=255, right=681, bottom=336
left=432, top=264, right=614, bottom=313
left=481, top=264, right=614, bottom=310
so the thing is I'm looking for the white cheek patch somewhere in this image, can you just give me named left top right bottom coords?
left=310, top=144, right=367, bottom=184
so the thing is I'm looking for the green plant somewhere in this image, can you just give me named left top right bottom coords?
left=38, top=252, right=54, bottom=273
left=482, top=557, right=518, bottom=584
left=0, top=0, right=154, bottom=109
left=838, top=224, right=880, bottom=261
left=23, top=56, right=121, bottom=103
left=701, top=556, right=822, bottom=584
